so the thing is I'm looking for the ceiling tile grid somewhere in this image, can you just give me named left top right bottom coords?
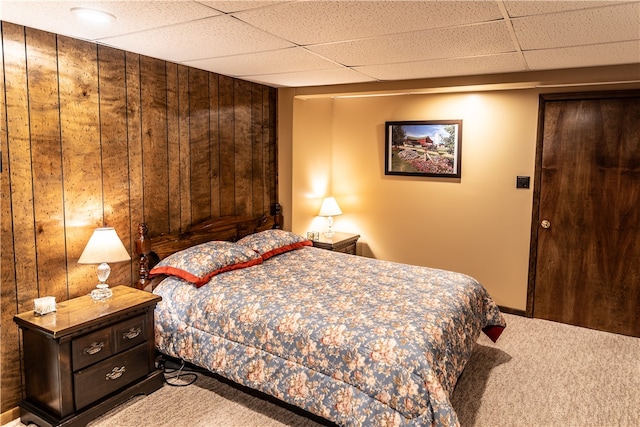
left=183, top=47, right=343, bottom=77
left=247, top=66, right=378, bottom=88
left=512, top=2, right=640, bottom=50
left=306, top=21, right=517, bottom=66
left=0, top=0, right=222, bottom=40
left=233, top=1, right=505, bottom=45
left=524, top=40, right=640, bottom=70
left=353, top=52, right=529, bottom=81
left=502, top=0, right=635, bottom=17
left=198, top=1, right=286, bottom=14
left=98, top=14, right=295, bottom=63
left=0, top=0, right=638, bottom=88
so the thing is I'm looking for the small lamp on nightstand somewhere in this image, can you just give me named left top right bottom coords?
left=318, top=197, right=342, bottom=238
left=78, top=227, right=131, bottom=301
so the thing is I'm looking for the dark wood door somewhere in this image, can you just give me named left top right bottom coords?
left=531, top=91, right=640, bottom=337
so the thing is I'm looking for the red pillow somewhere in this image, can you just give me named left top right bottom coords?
left=237, top=229, right=312, bottom=260
left=149, top=241, right=262, bottom=287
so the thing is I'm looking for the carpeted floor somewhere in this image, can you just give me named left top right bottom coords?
left=450, top=313, right=640, bottom=426
left=4, top=313, right=639, bottom=426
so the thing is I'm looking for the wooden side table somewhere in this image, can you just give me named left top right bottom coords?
left=13, top=286, right=163, bottom=427
left=311, top=232, right=360, bottom=255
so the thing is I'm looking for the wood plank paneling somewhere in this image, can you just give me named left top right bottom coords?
left=140, top=56, right=169, bottom=235
left=235, top=79, right=253, bottom=216
left=209, top=74, right=221, bottom=218
left=4, top=23, right=38, bottom=314
left=165, top=63, right=181, bottom=233
left=266, top=88, right=277, bottom=210
left=98, top=45, right=131, bottom=286
left=178, top=65, right=191, bottom=231
left=125, top=51, right=144, bottom=279
left=219, top=75, right=236, bottom=216
left=1, top=23, right=277, bottom=414
left=25, top=28, right=68, bottom=301
left=190, top=68, right=211, bottom=223
left=0, top=21, right=23, bottom=416
left=252, top=83, right=265, bottom=217
left=57, top=35, right=102, bottom=298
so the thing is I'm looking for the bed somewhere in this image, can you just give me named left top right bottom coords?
left=136, top=212, right=505, bottom=427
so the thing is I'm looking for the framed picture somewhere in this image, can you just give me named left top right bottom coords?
left=385, top=120, right=462, bottom=178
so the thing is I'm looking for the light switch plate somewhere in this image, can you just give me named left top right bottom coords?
left=516, top=176, right=530, bottom=189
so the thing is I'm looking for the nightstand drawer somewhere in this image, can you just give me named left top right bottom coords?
left=114, top=315, right=148, bottom=352
left=74, top=343, right=149, bottom=410
left=72, top=328, right=114, bottom=370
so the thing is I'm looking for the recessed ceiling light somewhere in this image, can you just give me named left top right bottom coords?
left=70, top=7, right=116, bottom=24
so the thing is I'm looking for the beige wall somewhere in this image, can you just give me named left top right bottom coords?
left=289, top=90, right=538, bottom=310
left=277, top=66, right=640, bottom=311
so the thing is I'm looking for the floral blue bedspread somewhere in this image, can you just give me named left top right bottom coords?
left=153, top=246, right=505, bottom=426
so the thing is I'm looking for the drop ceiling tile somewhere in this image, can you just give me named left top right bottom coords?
left=0, top=1, right=221, bottom=40
left=97, top=14, right=294, bottom=62
left=513, top=2, right=640, bottom=50
left=245, top=67, right=377, bottom=88
left=354, top=53, right=529, bottom=81
left=307, top=21, right=516, bottom=66
left=524, top=40, right=640, bottom=69
left=234, top=0, right=504, bottom=45
left=503, top=1, right=631, bottom=17
left=184, top=47, right=341, bottom=77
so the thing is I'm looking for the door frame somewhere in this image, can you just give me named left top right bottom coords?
left=525, top=89, right=640, bottom=317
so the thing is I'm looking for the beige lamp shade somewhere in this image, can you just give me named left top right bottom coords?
left=318, top=197, right=342, bottom=238
left=78, top=227, right=130, bottom=301
left=318, top=197, right=342, bottom=217
left=78, top=227, right=131, bottom=264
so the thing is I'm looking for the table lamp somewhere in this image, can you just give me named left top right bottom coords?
left=318, top=197, right=342, bottom=238
left=78, top=227, right=131, bottom=301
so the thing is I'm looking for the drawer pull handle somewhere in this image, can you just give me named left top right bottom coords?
left=123, top=327, right=141, bottom=340
left=105, top=366, right=126, bottom=380
left=83, top=342, right=104, bottom=355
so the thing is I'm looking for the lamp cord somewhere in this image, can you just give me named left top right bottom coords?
left=160, top=359, right=198, bottom=387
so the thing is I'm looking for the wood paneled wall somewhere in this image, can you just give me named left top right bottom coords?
left=0, top=22, right=277, bottom=414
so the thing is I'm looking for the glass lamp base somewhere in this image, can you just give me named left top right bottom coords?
left=91, top=283, right=113, bottom=301
left=324, top=216, right=335, bottom=238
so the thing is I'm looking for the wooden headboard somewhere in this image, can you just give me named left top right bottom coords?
left=136, top=203, right=282, bottom=290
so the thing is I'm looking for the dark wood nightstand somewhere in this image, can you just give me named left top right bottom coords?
left=13, top=286, right=163, bottom=427
left=312, top=232, right=360, bottom=255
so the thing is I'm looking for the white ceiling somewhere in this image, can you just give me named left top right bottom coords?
left=1, top=1, right=639, bottom=88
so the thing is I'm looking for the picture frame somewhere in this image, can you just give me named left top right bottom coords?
left=384, top=120, right=462, bottom=178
